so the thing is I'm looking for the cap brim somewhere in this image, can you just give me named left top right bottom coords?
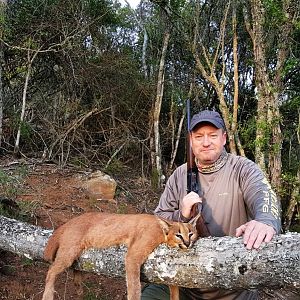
left=190, top=119, right=224, bottom=130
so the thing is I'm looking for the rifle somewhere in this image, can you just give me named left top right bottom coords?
left=186, top=99, right=210, bottom=237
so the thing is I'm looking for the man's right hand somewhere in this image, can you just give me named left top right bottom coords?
left=181, top=191, right=202, bottom=219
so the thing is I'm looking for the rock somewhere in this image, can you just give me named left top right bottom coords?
left=82, top=171, right=117, bottom=200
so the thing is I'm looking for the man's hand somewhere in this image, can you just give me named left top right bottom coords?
left=181, top=191, right=202, bottom=219
left=236, top=220, right=276, bottom=250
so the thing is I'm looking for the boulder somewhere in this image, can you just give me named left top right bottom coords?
left=82, top=171, right=117, bottom=200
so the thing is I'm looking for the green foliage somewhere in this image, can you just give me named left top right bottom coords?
left=0, top=166, right=28, bottom=198
left=281, top=172, right=300, bottom=233
left=19, top=121, right=33, bottom=140
left=280, top=173, right=298, bottom=198
left=0, top=197, right=40, bottom=222
left=21, top=257, right=35, bottom=267
left=86, top=0, right=118, bottom=22
left=283, top=58, right=299, bottom=76
left=291, top=224, right=300, bottom=233
left=239, top=117, right=257, bottom=157
left=17, top=200, right=41, bottom=221
left=104, top=159, right=125, bottom=175
left=263, top=0, right=286, bottom=24
left=0, top=166, right=40, bottom=222
left=5, top=0, right=119, bottom=46
left=0, top=3, right=6, bottom=27
left=0, top=0, right=299, bottom=185
left=255, top=120, right=273, bottom=149
left=2, top=0, right=152, bottom=160
left=169, top=0, right=186, bottom=13
left=81, top=261, right=95, bottom=272
left=280, top=96, right=300, bottom=175
left=239, top=113, right=284, bottom=160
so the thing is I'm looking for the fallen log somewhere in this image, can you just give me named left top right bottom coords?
left=0, top=215, right=299, bottom=291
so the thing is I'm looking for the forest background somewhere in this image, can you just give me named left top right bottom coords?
left=0, top=0, right=299, bottom=232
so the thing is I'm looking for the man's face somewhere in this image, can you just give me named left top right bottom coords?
left=191, top=123, right=226, bottom=166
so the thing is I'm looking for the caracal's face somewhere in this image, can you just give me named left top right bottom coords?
left=191, top=124, right=226, bottom=166
left=167, top=223, right=198, bottom=250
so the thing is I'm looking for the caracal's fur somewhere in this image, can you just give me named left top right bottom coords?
left=42, top=212, right=198, bottom=300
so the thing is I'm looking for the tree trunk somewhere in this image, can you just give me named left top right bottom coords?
left=245, top=0, right=295, bottom=191
left=268, top=109, right=282, bottom=190
left=0, top=1, right=6, bottom=148
left=231, top=2, right=245, bottom=157
left=246, top=0, right=269, bottom=174
left=168, top=108, right=185, bottom=174
left=142, top=27, right=148, bottom=79
left=14, top=50, right=39, bottom=156
left=0, top=215, right=299, bottom=291
left=266, top=0, right=295, bottom=191
left=152, top=28, right=170, bottom=187
left=0, top=41, right=3, bottom=149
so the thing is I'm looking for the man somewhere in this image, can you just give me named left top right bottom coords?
left=142, top=110, right=281, bottom=300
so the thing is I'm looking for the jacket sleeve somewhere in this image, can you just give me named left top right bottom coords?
left=154, top=164, right=189, bottom=222
left=238, top=158, right=282, bottom=234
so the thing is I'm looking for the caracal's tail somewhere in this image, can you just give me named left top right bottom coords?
left=44, top=228, right=63, bottom=262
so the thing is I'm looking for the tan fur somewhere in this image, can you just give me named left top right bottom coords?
left=42, top=212, right=198, bottom=300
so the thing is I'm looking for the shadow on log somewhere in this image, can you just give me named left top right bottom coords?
left=0, top=215, right=299, bottom=291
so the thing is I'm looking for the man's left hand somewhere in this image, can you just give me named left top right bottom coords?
left=235, top=220, right=276, bottom=250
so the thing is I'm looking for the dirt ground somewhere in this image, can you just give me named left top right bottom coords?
left=0, top=161, right=160, bottom=300
left=0, top=160, right=299, bottom=300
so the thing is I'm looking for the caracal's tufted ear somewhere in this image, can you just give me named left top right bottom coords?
left=188, top=213, right=200, bottom=228
left=156, top=217, right=174, bottom=236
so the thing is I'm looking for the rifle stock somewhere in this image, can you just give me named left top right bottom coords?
left=186, top=132, right=200, bottom=195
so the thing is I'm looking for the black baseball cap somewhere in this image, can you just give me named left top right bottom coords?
left=190, top=110, right=225, bottom=131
